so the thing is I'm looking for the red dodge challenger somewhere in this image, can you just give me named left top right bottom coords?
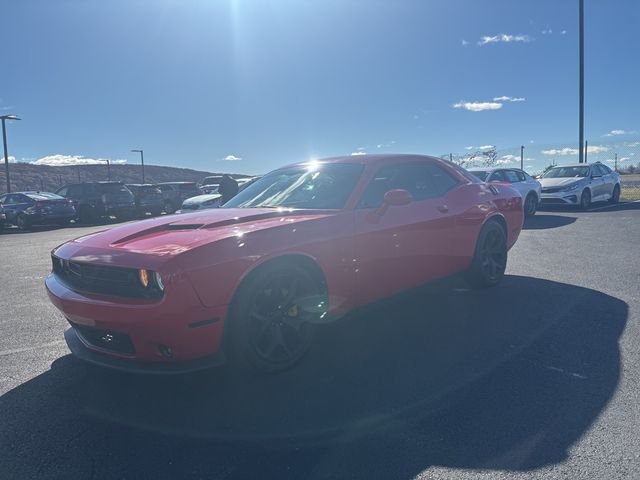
left=46, top=154, right=523, bottom=373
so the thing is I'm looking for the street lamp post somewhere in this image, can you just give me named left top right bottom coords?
left=578, top=0, right=585, bottom=163
left=520, top=145, right=525, bottom=170
left=1, top=114, right=21, bottom=193
left=131, top=149, right=145, bottom=183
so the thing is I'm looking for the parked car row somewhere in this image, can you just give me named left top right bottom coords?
left=466, top=161, right=621, bottom=215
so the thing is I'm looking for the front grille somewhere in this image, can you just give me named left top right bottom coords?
left=541, top=187, right=564, bottom=193
left=72, top=323, right=135, bottom=355
left=52, top=256, right=163, bottom=299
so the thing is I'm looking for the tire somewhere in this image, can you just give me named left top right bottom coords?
left=523, top=193, right=538, bottom=217
left=228, top=262, right=326, bottom=373
left=466, top=220, right=508, bottom=288
left=78, top=206, right=95, bottom=224
left=16, top=214, right=31, bottom=231
left=164, top=201, right=176, bottom=214
left=56, top=219, right=71, bottom=227
left=580, top=189, right=591, bottom=210
left=609, top=184, right=620, bottom=204
left=150, top=208, right=163, bottom=217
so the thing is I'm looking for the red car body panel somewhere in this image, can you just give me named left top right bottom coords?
left=46, top=154, right=523, bottom=371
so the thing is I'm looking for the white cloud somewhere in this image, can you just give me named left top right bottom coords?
left=461, top=39, right=469, bottom=46
left=479, top=145, right=495, bottom=150
left=497, top=154, right=519, bottom=164
left=1, top=156, right=17, bottom=163
left=453, top=101, right=502, bottom=112
left=561, top=30, right=567, bottom=35
left=493, top=96, right=525, bottom=102
left=541, top=29, right=552, bottom=35
left=30, top=154, right=126, bottom=166
left=350, top=151, right=366, bottom=156
left=356, top=147, right=366, bottom=151
left=478, top=34, right=532, bottom=46
left=625, top=142, right=640, bottom=147
left=465, top=146, right=474, bottom=150
left=604, top=129, right=636, bottom=136
left=222, top=154, right=242, bottom=161
left=541, top=145, right=610, bottom=156
left=619, top=156, right=631, bottom=162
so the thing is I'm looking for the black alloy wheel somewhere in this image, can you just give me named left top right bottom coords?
left=467, top=221, right=508, bottom=288
left=230, top=263, right=326, bottom=373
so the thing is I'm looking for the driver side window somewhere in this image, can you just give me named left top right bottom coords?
left=357, top=162, right=459, bottom=208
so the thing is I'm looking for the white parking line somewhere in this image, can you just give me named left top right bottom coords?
left=0, top=340, right=66, bottom=357
left=588, top=199, right=640, bottom=212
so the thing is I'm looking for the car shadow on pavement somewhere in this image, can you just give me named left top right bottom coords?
left=523, top=214, right=577, bottom=230
left=0, top=276, right=627, bottom=479
left=540, top=201, right=640, bottom=213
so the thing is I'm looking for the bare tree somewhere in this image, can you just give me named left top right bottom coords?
left=445, top=147, right=498, bottom=169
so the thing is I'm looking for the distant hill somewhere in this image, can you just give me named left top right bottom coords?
left=0, top=163, right=251, bottom=194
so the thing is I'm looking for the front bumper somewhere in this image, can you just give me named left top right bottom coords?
left=540, top=190, right=580, bottom=205
left=65, top=327, right=225, bottom=374
left=46, top=272, right=229, bottom=371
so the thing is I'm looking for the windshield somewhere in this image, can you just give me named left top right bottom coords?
left=470, top=171, right=489, bottom=181
left=542, top=166, right=590, bottom=178
left=224, top=163, right=364, bottom=209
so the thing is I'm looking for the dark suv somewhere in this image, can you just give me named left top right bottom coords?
left=56, top=182, right=136, bottom=223
left=156, top=182, right=201, bottom=214
left=126, top=184, right=164, bottom=217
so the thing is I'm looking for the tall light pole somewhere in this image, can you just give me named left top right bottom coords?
left=131, top=149, right=145, bottom=183
left=1, top=114, right=21, bottom=193
left=105, top=159, right=111, bottom=181
left=520, top=145, right=525, bottom=170
left=578, top=0, right=585, bottom=163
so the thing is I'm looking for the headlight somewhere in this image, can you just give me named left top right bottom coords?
left=562, top=182, right=580, bottom=192
left=138, top=269, right=165, bottom=292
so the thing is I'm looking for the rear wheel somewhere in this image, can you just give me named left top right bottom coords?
left=523, top=193, right=538, bottom=217
left=609, top=184, right=620, bottom=203
left=580, top=189, right=591, bottom=210
left=229, top=262, right=326, bottom=373
left=466, top=220, right=507, bottom=288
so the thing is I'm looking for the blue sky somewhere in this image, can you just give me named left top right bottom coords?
left=1, top=0, right=639, bottom=174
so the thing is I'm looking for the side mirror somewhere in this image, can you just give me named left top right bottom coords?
left=383, top=189, right=412, bottom=206
left=367, top=189, right=413, bottom=223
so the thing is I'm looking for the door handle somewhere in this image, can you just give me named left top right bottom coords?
left=437, top=204, right=449, bottom=213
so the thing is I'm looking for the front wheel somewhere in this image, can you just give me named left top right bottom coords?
left=163, top=201, right=177, bottom=214
left=229, top=263, right=326, bottom=373
left=466, top=220, right=508, bottom=288
left=580, top=189, right=591, bottom=210
left=609, top=184, right=620, bottom=204
left=16, top=214, right=31, bottom=231
left=524, top=193, right=538, bottom=217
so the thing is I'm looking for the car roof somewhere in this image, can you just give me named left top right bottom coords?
left=282, top=153, right=444, bottom=169
left=156, top=181, right=197, bottom=185
left=467, top=167, right=524, bottom=172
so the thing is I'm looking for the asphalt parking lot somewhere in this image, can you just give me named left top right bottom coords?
left=1, top=202, right=639, bottom=480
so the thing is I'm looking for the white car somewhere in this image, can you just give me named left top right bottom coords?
left=538, top=163, right=621, bottom=209
left=469, top=167, right=542, bottom=217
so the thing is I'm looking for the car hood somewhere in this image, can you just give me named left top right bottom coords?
left=54, top=208, right=339, bottom=266
left=539, top=177, right=586, bottom=188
